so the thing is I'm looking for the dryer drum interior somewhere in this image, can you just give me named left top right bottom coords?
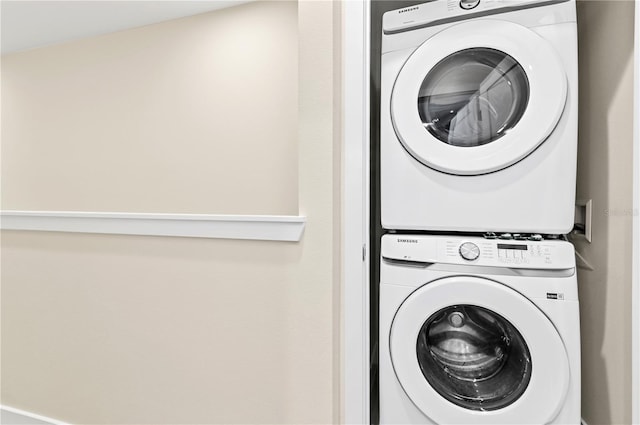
left=416, top=304, right=532, bottom=411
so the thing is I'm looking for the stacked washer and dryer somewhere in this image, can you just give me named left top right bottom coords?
left=378, top=1, right=581, bottom=424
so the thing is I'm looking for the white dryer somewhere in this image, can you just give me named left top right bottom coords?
left=381, top=0, right=578, bottom=234
left=379, top=234, right=580, bottom=424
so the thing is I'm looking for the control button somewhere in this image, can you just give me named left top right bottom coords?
left=514, top=234, right=527, bottom=240
left=528, top=234, right=543, bottom=241
left=459, top=242, right=480, bottom=261
left=499, top=233, right=513, bottom=240
left=483, top=232, right=497, bottom=239
left=460, top=0, right=480, bottom=10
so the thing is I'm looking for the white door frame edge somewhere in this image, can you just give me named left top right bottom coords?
left=341, top=0, right=371, bottom=424
left=632, top=1, right=639, bottom=423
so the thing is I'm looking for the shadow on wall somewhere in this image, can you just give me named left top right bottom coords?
left=574, top=1, right=635, bottom=424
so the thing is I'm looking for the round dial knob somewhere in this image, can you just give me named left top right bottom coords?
left=459, top=242, right=480, bottom=261
left=460, top=0, right=480, bottom=10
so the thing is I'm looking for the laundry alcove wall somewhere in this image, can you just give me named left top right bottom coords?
left=573, top=1, right=636, bottom=424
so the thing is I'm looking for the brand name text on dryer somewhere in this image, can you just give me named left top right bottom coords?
left=398, top=7, right=419, bottom=13
left=397, top=239, right=419, bottom=243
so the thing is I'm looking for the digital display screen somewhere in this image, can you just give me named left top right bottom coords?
left=497, top=243, right=528, bottom=251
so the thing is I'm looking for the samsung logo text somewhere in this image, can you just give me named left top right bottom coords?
left=398, top=6, right=419, bottom=13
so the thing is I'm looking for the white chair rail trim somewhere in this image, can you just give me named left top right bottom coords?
left=0, top=210, right=306, bottom=242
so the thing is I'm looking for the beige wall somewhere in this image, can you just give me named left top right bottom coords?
left=1, top=1, right=342, bottom=424
left=574, top=1, right=635, bottom=424
left=1, top=1, right=298, bottom=215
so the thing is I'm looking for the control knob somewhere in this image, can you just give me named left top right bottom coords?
left=459, top=242, right=480, bottom=261
left=460, top=0, right=480, bottom=10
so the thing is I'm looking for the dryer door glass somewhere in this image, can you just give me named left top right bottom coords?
left=416, top=304, right=532, bottom=411
left=417, top=48, right=529, bottom=147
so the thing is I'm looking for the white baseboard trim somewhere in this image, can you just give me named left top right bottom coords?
left=0, top=406, right=70, bottom=425
left=0, top=210, right=306, bottom=242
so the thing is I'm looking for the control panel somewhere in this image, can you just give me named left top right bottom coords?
left=382, top=0, right=569, bottom=34
left=381, top=234, right=575, bottom=270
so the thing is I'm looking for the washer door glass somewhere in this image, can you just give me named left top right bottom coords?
left=389, top=276, right=571, bottom=424
left=416, top=304, right=532, bottom=411
left=418, top=48, right=529, bottom=147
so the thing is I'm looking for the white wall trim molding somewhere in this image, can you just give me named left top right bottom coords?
left=0, top=405, right=69, bottom=425
left=0, top=210, right=306, bottom=242
left=632, top=0, right=639, bottom=423
left=341, top=0, right=370, bottom=424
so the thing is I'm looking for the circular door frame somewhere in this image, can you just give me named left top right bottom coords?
left=391, top=19, right=567, bottom=175
left=390, top=276, right=570, bottom=424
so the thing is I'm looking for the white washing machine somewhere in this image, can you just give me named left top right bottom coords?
left=381, top=0, right=578, bottom=234
left=379, top=234, right=581, bottom=424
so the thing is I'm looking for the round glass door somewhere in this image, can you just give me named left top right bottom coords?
left=390, top=20, right=567, bottom=175
left=389, top=276, right=570, bottom=424
left=418, top=48, right=530, bottom=147
left=417, top=305, right=532, bottom=411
